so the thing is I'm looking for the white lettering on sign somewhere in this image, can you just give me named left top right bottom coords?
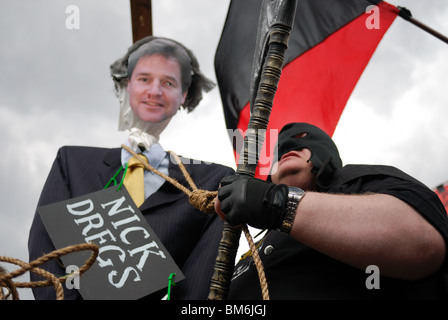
left=66, top=194, right=167, bottom=288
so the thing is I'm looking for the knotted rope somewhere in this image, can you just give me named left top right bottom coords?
left=0, top=243, right=98, bottom=300
left=122, top=144, right=219, bottom=214
left=121, top=144, right=269, bottom=300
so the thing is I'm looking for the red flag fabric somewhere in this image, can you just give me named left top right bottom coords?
left=215, top=0, right=398, bottom=179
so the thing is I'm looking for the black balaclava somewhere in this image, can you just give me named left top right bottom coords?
left=275, top=122, right=343, bottom=187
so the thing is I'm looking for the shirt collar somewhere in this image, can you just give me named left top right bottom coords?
left=121, top=140, right=167, bottom=170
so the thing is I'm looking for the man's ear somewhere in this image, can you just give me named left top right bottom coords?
left=181, top=91, right=187, bottom=106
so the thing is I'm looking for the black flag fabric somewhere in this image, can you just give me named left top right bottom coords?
left=215, top=0, right=398, bottom=179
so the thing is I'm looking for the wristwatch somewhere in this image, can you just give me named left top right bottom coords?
left=280, top=187, right=306, bottom=234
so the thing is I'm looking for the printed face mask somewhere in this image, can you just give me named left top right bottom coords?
left=276, top=122, right=343, bottom=185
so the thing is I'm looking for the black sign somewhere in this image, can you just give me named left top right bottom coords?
left=38, top=187, right=184, bottom=300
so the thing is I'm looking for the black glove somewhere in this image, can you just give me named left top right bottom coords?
left=218, top=174, right=289, bottom=230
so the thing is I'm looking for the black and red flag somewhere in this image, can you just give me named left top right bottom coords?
left=215, top=0, right=399, bottom=179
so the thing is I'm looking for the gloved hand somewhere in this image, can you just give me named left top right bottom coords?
left=217, top=174, right=289, bottom=230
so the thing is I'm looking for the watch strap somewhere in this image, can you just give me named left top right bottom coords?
left=280, top=187, right=305, bottom=234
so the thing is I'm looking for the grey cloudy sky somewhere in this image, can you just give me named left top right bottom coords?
left=0, top=0, right=447, bottom=300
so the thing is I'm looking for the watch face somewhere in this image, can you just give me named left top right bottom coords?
left=288, top=186, right=305, bottom=195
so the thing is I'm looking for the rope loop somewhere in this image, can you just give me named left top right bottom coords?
left=0, top=243, right=98, bottom=300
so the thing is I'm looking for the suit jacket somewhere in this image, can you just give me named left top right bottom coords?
left=28, top=146, right=234, bottom=300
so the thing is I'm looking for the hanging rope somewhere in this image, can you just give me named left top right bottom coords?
left=121, top=144, right=269, bottom=300
left=122, top=144, right=217, bottom=214
left=0, top=243, right=98, bottom=300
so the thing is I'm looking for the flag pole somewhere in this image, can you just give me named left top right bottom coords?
left=397, top=6, right=448, bottom=45
left=130, top=0, right=153, bottom=42
left=208, top=0, right=298, bottom=300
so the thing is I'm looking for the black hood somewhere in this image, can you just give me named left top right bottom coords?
left=275, top=122, right=343, bottom=186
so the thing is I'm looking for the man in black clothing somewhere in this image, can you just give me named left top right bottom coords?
left=215, top=122, right=448, bottom=299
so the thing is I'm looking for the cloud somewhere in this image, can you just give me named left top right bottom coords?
left=334, top=1, right=448, bottom=188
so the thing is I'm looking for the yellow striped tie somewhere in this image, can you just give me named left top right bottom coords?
left=123, top=154, right=148, bottom=207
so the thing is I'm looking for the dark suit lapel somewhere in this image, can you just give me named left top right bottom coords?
left=98, top=148, right=123, bottom=190
left=139, top=155, right=194, bottom=211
